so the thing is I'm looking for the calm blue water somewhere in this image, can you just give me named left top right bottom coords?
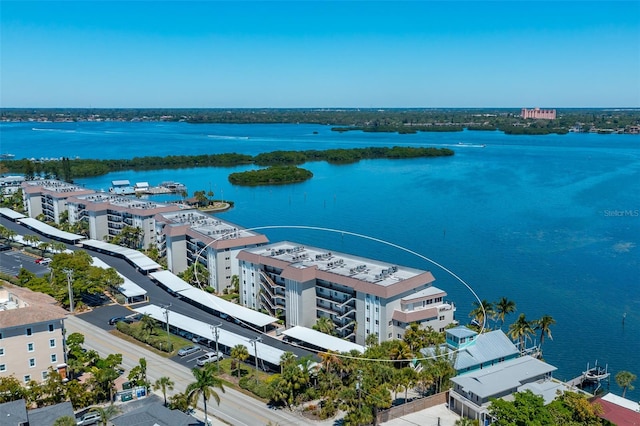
left=2, top=121, right=639, bottom=398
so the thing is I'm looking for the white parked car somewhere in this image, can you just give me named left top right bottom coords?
left=178, top=345, right=200, bottom=357
left=196, top=351, right=223, bottom=367
left=76, top=411, right=101, bottom=425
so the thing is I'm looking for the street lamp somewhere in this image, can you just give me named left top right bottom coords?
left=62, top=268, right=74, bottom=313
left=160, top=303, right=172, bottom=352
left=249, top=337, right=262, bottom=384
left=210, top=323, right=222, bottom=373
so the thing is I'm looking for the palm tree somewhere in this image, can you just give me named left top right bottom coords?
left=508, top=313, right=534, bottom=354
left=495, top=297, right=517, bottom=330
left=279, top=351, right=297, bottom=374
left=153, top=376, right=175, bottom=406
left=313, top=316, right=336, bottom=336
left=140, top=314, right=156, bottom=337
left=533, top=315, right=556, bottom=351
left=469, top=299, right=495, bottom=330
left=230, top=344, right=249, bottom=378
left=89, top=404, right=120, bottom=426
left=319, top=350, right=342, bottom=374
left=186, top=365, right=225, bottom=426
left=615, top=370, right=637, bottom=398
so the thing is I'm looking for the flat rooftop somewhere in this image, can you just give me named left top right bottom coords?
left=74, top=193, right=171, bottom=210
left=162, top=210, right=263, bottom=240
left=23, top=179, right=92, bottom=194
left=244, top=241, right=431, bottom=288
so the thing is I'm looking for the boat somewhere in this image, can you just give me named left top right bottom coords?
left=582, top=361, right=610, bottom=382
left=160, top=181, right=187, bottom=193
left=0, top=153, right=15, bottom=159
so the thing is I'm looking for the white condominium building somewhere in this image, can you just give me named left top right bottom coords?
left=238, top=241, right=456, bottom=346
left=65, top=193, right=182, bottom=249
left=22, top=179, right=95, bottom=224
left=156, top=210, right=268, bottom=292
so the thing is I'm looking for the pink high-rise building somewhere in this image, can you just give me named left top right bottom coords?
left=521, top=107, right=556, bottom=120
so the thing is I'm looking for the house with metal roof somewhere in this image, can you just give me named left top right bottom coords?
left=421, top=326, right=519, bottom=375
left=448, top=355, right=557, bottom=423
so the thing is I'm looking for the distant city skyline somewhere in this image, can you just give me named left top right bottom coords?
left=1, top=1, right=639, bottom=108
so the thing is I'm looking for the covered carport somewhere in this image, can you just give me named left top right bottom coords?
left=149, top=270, right=279, bottom=332
left=91, top=257, right=148, bottom=304
left=81, top=239, right=161, bottom=274
left=281, top=326, right=365, bottom=354
left=17, top=217, right=85, bottom=244
left=134, top=304, right=288, bottom=371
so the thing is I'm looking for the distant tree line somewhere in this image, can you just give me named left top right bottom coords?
left=1, top=147, right=453, bottom=181
left=2, top=107, right=638, bottom=131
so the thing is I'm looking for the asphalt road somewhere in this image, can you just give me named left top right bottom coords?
left=64, top=315, right=317, bottom=426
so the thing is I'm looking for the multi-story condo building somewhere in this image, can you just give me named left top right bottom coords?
left=65, top=193, right=182, bottom=249
left=521, top=107, right=556, bottom=120
left=22, top=179, right=95, bottom=224
left=0, top=284, right=68, bottom=384
left=156, top=210, right=268, bottom=292
left=238, top=241, right=456, bottom=345
left=0, top=175, right=25, bottom=196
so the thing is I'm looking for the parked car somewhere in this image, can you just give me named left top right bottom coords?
left=76, top=411, right=101, bottom=425
left=196, top=351, right=223, bottom=367
left=178, top=345, right=200, bottom=357
left=108, top=316, right=133, bottom=326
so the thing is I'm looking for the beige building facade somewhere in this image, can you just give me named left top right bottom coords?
left=0, top=284, right=68, bottom=384
left=238, top=241, right=456, bottom=345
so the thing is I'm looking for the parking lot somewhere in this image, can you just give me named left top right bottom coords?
left=0, top=249, right=51, bottom=277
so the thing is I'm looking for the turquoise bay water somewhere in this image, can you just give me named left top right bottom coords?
left=2, top=122, right=639, bottom=398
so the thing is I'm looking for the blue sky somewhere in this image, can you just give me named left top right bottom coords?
left=1, top=1, right=639, bottom=108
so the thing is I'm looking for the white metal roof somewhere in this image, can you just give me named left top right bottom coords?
left=148, top=270, right=277, bottom=327
left=91, top=257, right=147, bottom=298
left=17, top=218, right=85, bottom=243
left=0, top=208, right=26, bottom=220
left=134, top=304, right=288, bottom=365
left=81, top=239, right=161, bottom=272
left=451, top=356, right=557, bottom=399
left=149, top=270, right=193, bottom=292
left=180, top=287, right=277, bottom=328
left=281, top=326, right=364, bottom=353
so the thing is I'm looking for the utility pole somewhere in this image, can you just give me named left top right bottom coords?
left=210, top=323, right=222, bottom=373
left=250, top=337, right=262, bottom=384
left=160, top=303, right=172, bottom=352
left=62, top=268, right=74, bottom=313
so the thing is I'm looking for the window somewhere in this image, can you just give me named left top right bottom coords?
left=48, top=323, right=54, bottom=332
left=0, top=332, right=2, bottom=339
left=397, top=333, right=402, bottom=339
left=439, top=315, right=445, bottom=321
left=27, top=343, right=34, bottom=352
left=366, top=317, right=370, bottom=323
left=388, top=333, right=392, bottom=338
left=388, top=321, right=392, bottom=326
left=42, top=371, right=49, bottom=380
left=375, top=320, right=379, bottom=325
left=49, top=339, right=56, bottom=348
left=51, top=354, right=57, bottom=363
left=24, top=375, right=31, bottom=383
left=366, top=330, right=370, bottom=334
left=29, top=358, right=36, bottom=368
left=0, top=348, right=4, bottom=356
left=0, top=364, right=5, bottom=372
left=26, top=328, right=32, bottom=336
